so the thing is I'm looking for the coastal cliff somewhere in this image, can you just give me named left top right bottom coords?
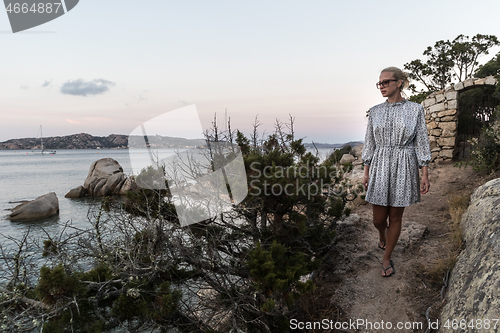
left=439, top=178, right=500, bottom=331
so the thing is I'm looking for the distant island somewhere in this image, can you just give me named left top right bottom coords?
left=0, top=133, right=207, bottom=150
left=303, top=141, right=363, bottom=149
left=0, top=133, right=362, bottom=150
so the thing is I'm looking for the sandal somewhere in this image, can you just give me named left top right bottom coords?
left=382, top=260, right=395, bottom=277
left=378, top=241, right=386, bottom=250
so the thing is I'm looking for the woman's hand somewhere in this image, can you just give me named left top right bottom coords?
left=420, top=166, right=430, bottom=194
left=420, top=176, right=430, bottom=194
left=363, top=166, right=369, bottom=190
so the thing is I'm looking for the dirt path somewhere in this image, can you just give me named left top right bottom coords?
left=322, top=163, right=498, bottom=333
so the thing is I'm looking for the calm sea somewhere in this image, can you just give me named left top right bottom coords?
left=0, top=147, right=334, bottom=252
left=0, top=150, right=136, bottom=246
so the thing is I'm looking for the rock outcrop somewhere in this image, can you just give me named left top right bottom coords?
left=64, top=185, right=86, bottom=198
left=351, top=144, right=364, bottom=159
left=339, top=153, right=355, bottom=165
left=439, top=178, right=500, bottom=331
left=65, top=158, right=137, bottom=198
left=350, top=144, right=365, bottom=171
left=8, top=192, right=59, bottom=221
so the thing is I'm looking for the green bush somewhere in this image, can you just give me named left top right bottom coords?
left=342, top=162, right=353, bottom=172
left=36, top=264, right=82, bottom=305
left=469, top=108, right=500, bottom=172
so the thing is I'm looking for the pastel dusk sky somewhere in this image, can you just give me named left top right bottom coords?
left=1, top=0, right=500, bottom=144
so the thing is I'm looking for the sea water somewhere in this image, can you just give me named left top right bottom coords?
left=0, top=147, right=334, bottom=269
left=0, top=149, right=165, bottom=247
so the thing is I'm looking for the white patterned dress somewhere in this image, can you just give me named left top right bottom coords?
left=362, top=99, right=432, bottom=207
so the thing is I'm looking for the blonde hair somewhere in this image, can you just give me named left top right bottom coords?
left=381, top=66, right=409, bottom=92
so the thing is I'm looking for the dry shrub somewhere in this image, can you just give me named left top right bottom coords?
left=418, top=257, right=453, bottom=287
left=418, top=193, right=470, bottom=286
left=448, top=193, right=470, bottom=224
left=447, top=193, right=470, bottom=253
left=294, top=284, right=340, bottom=333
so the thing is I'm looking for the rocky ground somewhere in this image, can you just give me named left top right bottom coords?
left=312, top=162, right=500, bottom=333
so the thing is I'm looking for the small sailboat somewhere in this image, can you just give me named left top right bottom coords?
left=33, top=125, right=56, bottom=155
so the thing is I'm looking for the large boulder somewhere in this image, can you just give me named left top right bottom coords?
left=350, top=144, right=365, bottom=170
left=118, top=177, right=137, bottom=195
left=439, top=178, right=500, bottom=331
left=351, top=144, right=364, bottom=158
left=339, top=153, right=355, bottom=165
left=65, top=158, right=136, bottom=198
left=64, top=185, right=86, bottom=198
left=8, top=192, right=59, bottom=221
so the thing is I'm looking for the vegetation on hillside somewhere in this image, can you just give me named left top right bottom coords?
left=0, top=117, right=354, bottom=332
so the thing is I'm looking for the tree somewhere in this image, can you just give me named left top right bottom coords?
left=475, top=51, right=500, bottom=101
left=0, top=117, right=354, bottom=332
left=475, top=51, right=500, bottom=77
left=404, top=34, right=499, bottom=100
left=460, top=52, right=500, bottom=170
left=451, top=34, right=500, bottom=81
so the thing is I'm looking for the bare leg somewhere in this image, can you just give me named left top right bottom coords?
left=372, top=205, right=389, bottom=249
left=382, top=206, right=405, bottom=276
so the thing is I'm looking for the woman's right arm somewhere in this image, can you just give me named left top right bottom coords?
left=361, top=110, right=375, bottom=190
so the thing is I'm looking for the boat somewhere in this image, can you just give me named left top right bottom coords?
left=33, top=125, right=56, bottom=155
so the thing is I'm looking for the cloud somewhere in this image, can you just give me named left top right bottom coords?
left=60, top=78, right=115, bottom=96
left=20, top=85, right=29, bottom=89
left=42, top=80, right=52, bottom=87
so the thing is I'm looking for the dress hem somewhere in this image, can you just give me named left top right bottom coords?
left=364, top=199, right=420, bottom=208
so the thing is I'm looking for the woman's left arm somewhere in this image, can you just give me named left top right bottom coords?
left=415, top=105, right=432, bottom=168
left=415, top=105, right=431, bottom=194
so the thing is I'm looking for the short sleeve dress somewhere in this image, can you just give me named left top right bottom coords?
left=362, top=99, right=432, bottom=207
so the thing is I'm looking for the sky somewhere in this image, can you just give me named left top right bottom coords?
left=1, top=0, right=500, bottom=144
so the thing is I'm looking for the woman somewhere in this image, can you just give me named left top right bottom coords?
left=362, top=66, right=432, bottom=277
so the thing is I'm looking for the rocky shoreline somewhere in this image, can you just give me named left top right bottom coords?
left=7, top=158, right=138, bottom=221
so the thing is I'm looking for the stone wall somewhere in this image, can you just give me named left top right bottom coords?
left=422, top=76, right=498, bottom=163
